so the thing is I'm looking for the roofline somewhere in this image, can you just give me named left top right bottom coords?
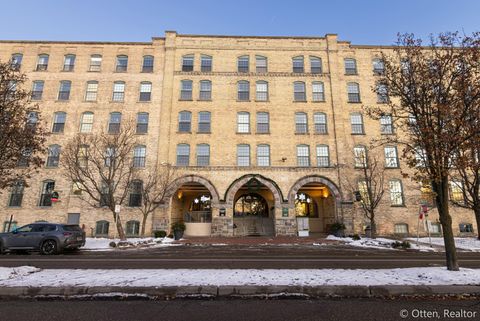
left=0, top=40, right=153, bottom=45
left=167, top=32, right=332, bottom=40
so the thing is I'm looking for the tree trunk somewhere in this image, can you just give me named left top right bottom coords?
left=370, top=216, right=377, bottom=239
left=474, top=206, right=480, bottom=241
left=433, top=177, right=459, bottom=271
left=112, top=211, right=126, bottom=240
left=141, top=215, right=148, bottom=237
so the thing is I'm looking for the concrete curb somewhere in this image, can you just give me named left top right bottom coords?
left=0, top=285, right=479, bottom=299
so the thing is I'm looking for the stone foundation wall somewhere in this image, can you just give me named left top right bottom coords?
left=211, top=217, right=233, bottom=237
left=275, top=218, right=297, bottom=236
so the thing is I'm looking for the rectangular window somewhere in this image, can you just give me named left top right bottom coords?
left=310, top=57, right=322, bottom=74
left=295, top=113, right=308, bottom=133
left=384, top=146, right=399, bottom=168
left=58, top=81, right=71, bottom=101
left=133, top=146, right=146, bottom=168
left=449, top=181, right=464, bottom=203
left=36, top=55, right=49, bottom=71
left=139, top=82, right=152, bottom=101
left=351, top=114, right=364, bottom=134
left=312, top=82, right=325, bottom=102
left=237, top=113, right=250, bottom=133
left=129, top=182, right=142, bottom=207
left=108, top=113, right=122, bottom=134
left=380, top=115, right=393, bottom=134
left=85, top=82, right=98, bottom=101
left=256, top=82, right=268, bottom=101
left=297, top=145, right=310, bottom=167
left=89, top=55, right=102, bottom=71
left=201, top=55, right=212, bottom=72
left=256, top=112, right=269, bottom=133
left=238, top=56, right=249, bottom=73
left=237, top=145, right=250, bottom=166
left=116, top=56, right=128, bottom=72
left=198, top=112, right=211, bottom=133
left=347, top=83, right=361, bottom=103
left=199, top=81, right=211, bottom=100
left=373, top=59, right=384, bottom=75
left=196, top=144, right=210, bottom=166
left=136, top=113, right=149, bottom=134
left=52, top=112, right=66, bottom=133
left=293, top=57, right=304, bottom=73
left=316, top=145, right=330, bottom=167
left=63, top=55, right=75, bottom=71
left=31, top=81, right=44, bottom=100
left=142, top=56, right=154, bottom=73
left=389, top=180, right=404, bottom=206
left=80, top=113, right=94, bottom=133
left=176, top=144, right=190, bottom=166
left=182, top=55, right=194, bottom=72
left=314, top=113, right=327, bottom=134
left=294, top=82, right=306, bottom=101
left=256, top=56, right=267, bottom=73
left=178, top=112, right=192, bottom=132
left=394, top=223, right=409, bottom=235
left=237, top=81, right=250, bottom=101
left=39, top=181, right=55, bottom=207
left=112, top=82, right=125, bottom=102
left=8, top=181, right=24, bottom=207
left=345, top=58, right=357, bottom=75
left=377, top=84, right=389, bottom=103
left=459, top=223, right=474, bottom=233
left=180, top=80, right=193, bottom=100
left=257, top=145, right=270, bottom=166
left=354, top=146, right=367, bottom=168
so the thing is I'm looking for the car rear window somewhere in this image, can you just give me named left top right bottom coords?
left=63, top=225, right=82, bottom=232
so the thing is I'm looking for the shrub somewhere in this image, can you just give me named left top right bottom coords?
left=154, top=230, right=167, bottom=238
left=171, top=221, right=186, bottom=231
left=329, top=222, right=346, bottom=233
left=352, top=234, right=361, bottom=241
left=109, top=241, right=117, bottom=248
left=391, top=240, right=411, bottom=249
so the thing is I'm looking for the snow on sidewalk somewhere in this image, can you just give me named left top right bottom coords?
left=407, top=237, right=480, bottom=252
left=325, top=235, right=436, bottom=251
left=0, top=267, right=479, bottom=287
left=83, top=237, right=178, bottom=251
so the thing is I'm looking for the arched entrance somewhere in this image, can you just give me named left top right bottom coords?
left=289, top=176, right=341, bottom=234
left=226, top=175, right=281, bottom=236
left=168, top=175, right=219, bottom=237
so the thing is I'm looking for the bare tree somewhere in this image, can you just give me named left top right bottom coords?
left=0, top=61, right=46, bottom=190
left=134, top=164, right=177, bottom=236
left=343, top=147, right=386, bottom=239
left=62, top=122, right=139, bottom=240
left=366, top=32, right=480, bottom=270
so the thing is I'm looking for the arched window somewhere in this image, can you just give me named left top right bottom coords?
left=314, top=112, right=327, bottom=134
left=292, top=56, right=304, bottom=73
left=142, top=55, right=154, bottom=72
left=237, top=144, right=250, bottom=166
left=312, top=82, right=325, bottom=101
left=178, top=111, right=192, bottom=132
left=257, top=144, right=270, bottom=167
left=52, top=112, right=66, bottom=133
left=116, top=55, right=128, bottom=72
left=80, top=112, right=94, bottom=133
left=237, top=81, right=250, bottom=101
left=58, top=80, right=71, bottom=101
left=63, top=54, right=76, bottom=71
left=128, top=180, right=143, bottom=207
left=11, top=53, right=23, bottom=69
left=95, top=220, right=110, bottom=237
left=9, top=180, right=25, bottom=207
left=196, top=144, right=210, bottom=166
left=316, top=145, right=330, bottom=167
left=89, top=54, right=102, bottom=71
left=296, top=145, right=310, bottom=167
left=310, top=56, right=322, bottom=74
left=256, top=81, right=268, bottom=101
left=354, top=145, right=368, bottom=168
left=182, top=54, right=194, bottom=72
left=108, top=112, right=122, bottom=134
left=237, top=55, right=249, bottom=73
left=201, top=55, right=212, bottom=72
left=376, top=83, right=388, bottom=103
left=180, top=80, right=193, bottom=100
left=199, top=80, right=212, bottom=100
left=36, top=54, right=49, bottom=71
left=112, top=81, right=125, bottom=102
left=295, top=112, right=308, bottom=133
left=133, top=145, right=146, bottom=167
left=372, top=58, right=384, bottom=75
left=237, top=112, right=250, bottom=133
left=139, top=82, right=152, bottom=101
left=85, top=81, right=98, bottom=101
left=46, top=144, right=61, bottom=167
left=347, top=82, right=360, bottom=103
left=39, top=180, right=55, bottom=207
left=389, top=179, right=404, bottom=206
left=294, top=81, right=306, bottom=101
left=344, top=58, right=357, bottom=75
left=256, top=112, right=269, bottom=133
left=295, top=192, right=317, bottom=217
left=31, top=80, right=44, bottom=100
left=198, top=111, right=211, bottom=133
left=136, top=112, right=149, bottom=134
left=234, top=193, right=269, bottom=217
left=176, top=144, right=190, bottom=166
left=126, top=220, right=140, bottom=236
left=256, top=55, right=267, bottom=73
left=350, top=112, right=364, bottom=134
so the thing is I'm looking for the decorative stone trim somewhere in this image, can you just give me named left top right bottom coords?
left=288, top=175, right=342, bottom=207
left=166, top=174, right=220, bottom=207
left=224, top=174, right=283, bottom=208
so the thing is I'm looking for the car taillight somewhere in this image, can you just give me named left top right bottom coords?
left=63, top=232, right=73, bottom=237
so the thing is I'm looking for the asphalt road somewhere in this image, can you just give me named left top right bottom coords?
left=0, top=298, right=479, bottom=321
left=0, top=245, right=479, bottom=269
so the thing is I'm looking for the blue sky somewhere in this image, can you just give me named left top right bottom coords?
left=1, top=0, right=478, bottom=44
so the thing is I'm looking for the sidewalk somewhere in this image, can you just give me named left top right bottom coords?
left=176, top=235, right=340, bottom=246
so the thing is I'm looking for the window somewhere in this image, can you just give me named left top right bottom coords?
left=129, top=181, right=143, bottom=207
left=63, top=54, right=76, bottom=71
left=9, top=180, right=25, bottom=207
left=377, top=83, right=389, bottom=103
left=142, top=55, right=154, bottom=72
left=415, top=147, right=427, bottom=167
left=11, top=53, right=23, bottom=70
left=354, top=145, right=367, bottom=168
left=39, top=180, right=55, bottom=207
left=136, top=112, right=149, bottom=134
left=100, top=182, right=109, bottom=207
left=104, top=146, right=116, bottom=167
left=295, top=112, right=308, bottom=133
left=180, top=80, right=193, bottom=100
left=176, top=144, right=190, bottom=166
left=199, top=80, right=211, bottom=100
left=198, top=111, right=211, bottom=133
left=237, top=144, right=250, bottom=166
left=237, top=112, right=250, bottom=133
left=46, top=144, right=61, bottom=167
left=294, top=81, right=306, bottom=101
left=373, top=58, right=384, bottom=75
left=58, top=81, right=71, bottom=101
left=139, top=82, right=152, bottom=101
left=314, top=113, right=327, bottom=134
left=389, top=180, right=404, bottom=206
left=80, top=112, right=94, bottom=133
left=116, top=55, right=128, bottom=72
left=112, top=81, right=125, bottom=102
left=257, top=144, right=270, bottom=166
left=89, top=55, right=102, bottom=71
left=459, top=223, right=474, bottom=233
left=380, top=115, right=393, bottom=134
left=182, top=55, right=194, bottom=72
left=133, top=145, right=146, bottom=167
left=26, top=111, right=38, bottom=130
left=196, top=144, right=210, bottom=166
left=310, top=56, right=322, bottom=74
left=449, top=180, right=464, bottom=203
left=31, top=81, right=44, bottom=100
left=36, top=54, right=49, bottom=71
left=430, top=223, right=441, bottom=235
left=394, top=223, right=409, bottom=235
left=344, top=58, right=357, bottom=75
left=347, top=82, right=361, bottom=103
left=126, top=220, right=140, bottom=236
left=178, top=111, right=192, bottom=132
left=17, top=148, right=31, bottom=167
left=238, top=56, right=249, bottom=73
left=201, top=55, right=212, bottom=72
left=256, top=112, right=269, bottom=133
left=316, top=145, right=330, bottom=167
left=350, top=113, right=364, bottom=134
left=297, top=145, right=310, bottom=167
left=72, top=181, right=83, bottom=195
left=384, top=146, right=399, bottom=168
left=256, top=81, right=268, bottom=101
left=237, top=81, right=250, bottom=101
left=108, top=112, right=122, bottom=134
left=95, top=221, right=109, bottom=236
left=292, top=56, right=304, bottom=73
left=78, top=145, right=89, bottom=168
left=256, top=56, right=267, bottom=73
left=85, top=81, right=98, bottom=101
left=52, top=112, right=66, bottom=133
left=312, top=82, right=325, bottom=102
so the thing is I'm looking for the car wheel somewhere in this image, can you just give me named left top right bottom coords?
left=40, top=240, right=58, bottom=255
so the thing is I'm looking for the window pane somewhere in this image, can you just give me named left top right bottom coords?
left=257, top=145, right=270, bottom=166
left=196, top=144, right=210, bottom=166
left=237, top=145, right=250, bottom=166
left=238, top=56, right=249, bottom=72
left=237, top=112, right=250, bottom=133
left=295, top=113, right=307, bottom=133
left=297, top=145, right=310, bottom=167
left=176, top=144, right=190, bottom=166
left=389, top=180, right=403, bottom=205
left=316, top=145, right=329, bottom=167
left=198, top=112, right=211, bottom=132
left=384, top=146, right=399, bottom=168
left=182, top=55, right=194, bottom=72
left=312, top=82, right=325, bottom=101
left=314, top=113, right=327, bottom=134
left=310, top=57, right=322, bottom=73
left=256, top=112, right=269, bottom=133
left=201, top=55, right=212, bottom=72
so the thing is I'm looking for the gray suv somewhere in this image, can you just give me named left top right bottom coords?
left=0, top=223, right=86, bottom=255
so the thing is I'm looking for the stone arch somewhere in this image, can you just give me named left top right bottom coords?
left=288, top=175, right=341, bottom=207
left=166, top=175, right=220, bottom=207
left=224, top=174, right=283, bottom=208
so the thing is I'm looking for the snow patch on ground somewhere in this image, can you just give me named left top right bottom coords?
left=0, top=267, right=478, bottom=287
left=325, top=235, right=436, bottom=251
left=407, top=237, right=480, bottom=252
left=83, top=237, right=178, bottom=251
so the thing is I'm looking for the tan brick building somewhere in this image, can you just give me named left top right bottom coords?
left=0, top=31, right=477, bottom=238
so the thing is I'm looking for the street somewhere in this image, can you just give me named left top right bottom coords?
left=0, top=244, right=479, bottom=269
left=0, top=297, right=479, bottom=321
